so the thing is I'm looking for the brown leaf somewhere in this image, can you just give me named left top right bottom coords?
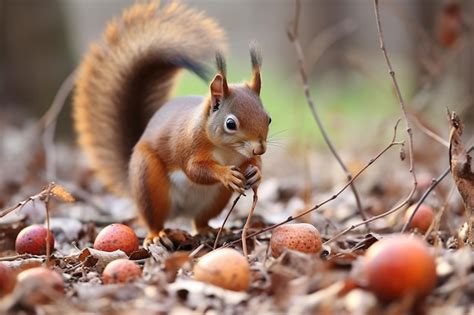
left=78, top=248, right=128, bottom=271
left=448, top=110, right=474, bottom=243
left=50, top=184, right=75, bottom=203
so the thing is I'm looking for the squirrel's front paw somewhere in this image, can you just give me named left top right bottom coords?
left=244, top=165, right=262, bottom=190
left=221, top=166, right=246, bottom=195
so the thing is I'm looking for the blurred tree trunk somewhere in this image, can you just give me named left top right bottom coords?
left=0, top=0, right=72, bottom=124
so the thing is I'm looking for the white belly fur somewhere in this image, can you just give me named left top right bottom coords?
left=168, top=148, right=247, bottom=219
left=168, top=170, right=222, bottom=218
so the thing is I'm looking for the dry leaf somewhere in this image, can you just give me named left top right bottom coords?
left=78, top=248, right=128, bottom=271
left=50, top=184, right=75, bottom=203
left=448, top=110, right=474, bottom=244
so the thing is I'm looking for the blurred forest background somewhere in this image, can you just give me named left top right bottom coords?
left=0, top=0, right=473, bottom=182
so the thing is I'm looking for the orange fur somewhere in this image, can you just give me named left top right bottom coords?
left=74, top=1, right=269, bottom=238
left=74, top=1, right=226, bottom=195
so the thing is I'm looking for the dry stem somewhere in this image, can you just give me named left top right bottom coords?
left=213, top=194, right=241, bottom=249
left=288, top=0, right=366, bottom=223
left=242, top=192, right=258, bottom=257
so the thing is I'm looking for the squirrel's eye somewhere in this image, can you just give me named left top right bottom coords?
left=268, top=117, right=272, bottom=125
left=224, top=115, right=239, bottom=133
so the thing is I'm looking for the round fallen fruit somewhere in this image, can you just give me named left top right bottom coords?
left=94, top=223, right=139, bottom=256
left=404, top=204, right=434, bottom=233
left=270, top=223, right=322, bottom=257
left=17, top=267, right=64, bottom=303
left=193, top=248, right=250, bottom=291
left=102, top=259, right=142, bottom=284
left=15, top=225, right=55, bottom=255
left=364, top=234, right=437, bottom=301
left=0, top=263, right=16, bottom=297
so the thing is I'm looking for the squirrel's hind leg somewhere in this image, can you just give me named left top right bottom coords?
left=193, top=188, right=232, bottom=236
left=130, top=142, right=173, bottom=248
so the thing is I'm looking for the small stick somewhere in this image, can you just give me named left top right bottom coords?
left=402, top=146, right=474, bottom=233
left=288, top=0, right=366, bottom=224
left=38, top=71, right=76, bottom=181
left=44, top=183, right=54, bottom=265
left=401, top=167, right=450, bottom=233
left=373, top=0, right=417, bottom=189
left=0, top=188, right=49, bottom=218
left=242, top=191, right=258, bottom=257
left=213, top=194, right=241, bottom=249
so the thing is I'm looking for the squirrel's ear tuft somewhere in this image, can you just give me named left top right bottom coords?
left=249, top=42, right=262, bottom=95
left=213, top=52, right=229, bottom=97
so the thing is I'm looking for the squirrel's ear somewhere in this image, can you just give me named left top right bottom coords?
left=250, top=69, right=261, bottom=96
left=210, top=74, right=229, bottom=99
left=249, top=43, right=262, bottom=95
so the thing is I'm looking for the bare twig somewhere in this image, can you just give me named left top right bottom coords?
left=242, top=191, right=258, bottom=257
left=223, top=120, right=404, bottom=248
left=409, top=112, right=450, bottom=148
left=44, top=183, right=54, bottom=265
left=373, top=0, right=417, bottom=186
left=288, top=0, right=366, bottom=224
left=0, top=188, right=49, bottom=218
left=424, top=185, right=457, bottom=243
left=401, top=166, right=451, bottom=233
left=304, top=19, right=358, bottom=74
left=213, top=195, right=241, bottom=249
left=38, top=71, right=76, bottom=181
left=37, top=71, right=76, bottom=132
left=371, top=0, right=417, bottom=218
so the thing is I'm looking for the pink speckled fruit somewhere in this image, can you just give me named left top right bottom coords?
left=102, top=259, right=142, bottom=284
left=94, top=224, right=139, bottom=256
left=15, top=225, right=55, bottom=255
left=270, top=223, right=322, bottom=257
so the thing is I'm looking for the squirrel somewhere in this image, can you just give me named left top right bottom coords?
left=73, top=1, right=270, bottom=245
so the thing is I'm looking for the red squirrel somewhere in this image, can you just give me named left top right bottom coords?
left=73, top=1, right=270, bottom=245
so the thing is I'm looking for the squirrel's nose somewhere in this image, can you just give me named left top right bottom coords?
left=252, top=140, right=266, bottom=156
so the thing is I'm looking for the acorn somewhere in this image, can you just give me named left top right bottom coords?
left=194, top=248, right=250, bottom=291
left=363, top=235, right=437, bottom=301
left=270, top=223, right=322, bottom=257
left=94, top=223, right=139, bottom=256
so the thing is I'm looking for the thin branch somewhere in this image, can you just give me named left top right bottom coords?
left=373, top=0, right=417, bottom=186
left=223, top=120, right=404, bottom=248
left=38, top=71, right=76, bottom=181
left=402, top=145, right=474, bottom=233
left=409, top=111, right=449, bottom=148
left=242, top=191, right=258, bottom=257
left=44, top=183, right=54, bottom=265
left=0, top=188, right=49, bottom=218
left=371, top=0, right=417, bottom=221
left=401, top=167, right=450, bottom=233
left=213, top=195, right=241, bottom=249
left=37, top=71, right=76, bottom=132
left=288, top=0, right=366, bottom=224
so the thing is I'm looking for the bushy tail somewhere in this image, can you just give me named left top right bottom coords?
left=73, top=1, right=226, bottom=195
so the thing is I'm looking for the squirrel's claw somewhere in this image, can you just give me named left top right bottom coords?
left=143, top=230, right=174, bottom=251
left=244, top=165, right=262, bottom=190
left=222, top=165, right=246, bottom=195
